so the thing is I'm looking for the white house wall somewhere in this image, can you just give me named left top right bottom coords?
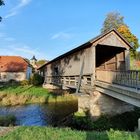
left=0, top=72, right=26, bottom=82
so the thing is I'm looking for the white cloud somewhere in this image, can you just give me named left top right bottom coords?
left=4, top=37, right=15, bottom=42
left=51, top=32, right=72, bottom=40
left=4, top=11, right=17, bottom=19
left=0, top=43, right=46, bottom=59
left=4, top=0, right=32, bottom=19
left=0, top=33, right=15, bottom=42
left=0, top=31, right=46, bottom=59
left=14, top=45, right=37, bottom=55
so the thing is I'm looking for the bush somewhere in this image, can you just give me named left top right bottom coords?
left=0, top=115, right=16, bottom=126
left=8, top=79, right=19, bottom=86
left=20, top=80, right=30, bottom=86
left=29, top=73, right=44, bottom=86
left=71, top=112, right=94, bottom=130
left=71, top=108, right=140, bottom=131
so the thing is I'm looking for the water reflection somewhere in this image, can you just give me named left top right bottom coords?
left=0, top=101, right=78, bottom=126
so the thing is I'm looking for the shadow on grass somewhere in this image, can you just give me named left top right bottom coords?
left=86, top=131, right=109, bottom=140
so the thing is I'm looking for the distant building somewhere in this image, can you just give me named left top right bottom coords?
left=0, top=56, right=32, bottom=82
left=30, top=55, right=37, bottom=68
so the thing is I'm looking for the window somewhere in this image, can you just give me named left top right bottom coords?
left=15, top=73, right=21, bottom=78
left=3, top=75, right=6, bottom=79
left=54, top=67, right=59, bottom=75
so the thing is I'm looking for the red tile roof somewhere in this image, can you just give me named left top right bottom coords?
left=0, top=56, right=29, bottom=72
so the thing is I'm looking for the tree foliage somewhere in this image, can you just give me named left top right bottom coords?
left=0, top=0, right=4, bottom=22
left=118, top=25, right=139, bottom=58
left=37, top=60, right=47, bottom=66
left=29, top=73, right=44, bottom=86
left=101, top=12, right=125, bottom=33
left=0, top=0, right=4, bottom=6
left=101, top=12, right=139, bottom=59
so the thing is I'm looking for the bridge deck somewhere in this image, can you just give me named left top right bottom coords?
left=95, top=80, right=140, bottom=107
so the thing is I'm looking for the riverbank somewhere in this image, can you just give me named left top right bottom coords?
left=0, top=115, right=16, bottom=126
left=1, top=126, right=140, bottom=140
left=0, top=85, right=77, bottom=106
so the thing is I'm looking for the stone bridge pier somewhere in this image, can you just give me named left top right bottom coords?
left=78, top=91, right=134, bottom=119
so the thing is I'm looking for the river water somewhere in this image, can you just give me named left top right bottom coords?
left=0, top=101, right=78, bottom=126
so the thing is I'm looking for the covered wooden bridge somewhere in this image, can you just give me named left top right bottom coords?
left=40, top=29, right=140, bottom=108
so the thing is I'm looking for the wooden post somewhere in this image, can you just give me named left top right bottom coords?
left=91, top=45, right=96, bottom=87
left=76, top=55, right=85, bottom=94
left=138, top=118, right=140, bottom=131
left=136, top=71, right=138, bottom=90
left=125, top=49, right=130, bottom=70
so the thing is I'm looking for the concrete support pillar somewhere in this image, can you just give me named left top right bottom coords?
left=138, top=118, right=140, bottom=131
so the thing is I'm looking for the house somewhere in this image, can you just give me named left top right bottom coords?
left=39, top=29, right=132, bottom=91
left=0, top=56, right=32, bottom=82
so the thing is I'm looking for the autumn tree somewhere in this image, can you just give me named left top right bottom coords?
left=0, top=0, right=4, bottom=22
left=118, top=25, right=139, bottom=58
left=37, top=60, right=47, bottom=66
left=101, top=12, right=139, bottom=59
left=101, top=12, right=125, bottom=33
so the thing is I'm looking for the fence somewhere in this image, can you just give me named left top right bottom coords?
left=96, top=69, right=140, bottom=89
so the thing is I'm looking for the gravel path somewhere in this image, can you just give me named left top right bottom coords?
left=0, top=127, right=17, bottom=137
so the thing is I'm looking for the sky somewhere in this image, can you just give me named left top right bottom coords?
left=0, top=0, right=140, bottom=61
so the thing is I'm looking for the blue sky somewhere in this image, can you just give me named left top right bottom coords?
left=0, top=0, right=140, bottom=60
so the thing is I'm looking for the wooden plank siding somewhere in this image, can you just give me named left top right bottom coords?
left=42, top=29, right=132, bottom=90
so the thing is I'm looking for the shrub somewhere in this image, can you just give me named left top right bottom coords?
left=71, top=112, right=93, bottom=130
left=0, top=115, right=16, bottom=126
left=71, top=108, right=140, bottom=131
left=8, top=79, right=19, bottom=86
left=29, top=73, right=44, bottom=86
left=20, top=80, right=30, bottom=86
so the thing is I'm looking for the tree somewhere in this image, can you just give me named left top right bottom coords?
left=0, top=0, right=4, bottom=5
left=0, top=0, right=4, bottom=22
left=101, top=12, right=125, bottom=33
left=101, top=12, right=139, bottom=59
left=37, top=60, right=47, bottom=66
left=118, top=25, right=139, bottom=58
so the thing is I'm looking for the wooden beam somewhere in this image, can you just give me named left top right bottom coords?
left=76, top=55, right=85, bottom=94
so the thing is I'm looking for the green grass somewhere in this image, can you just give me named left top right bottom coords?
left=1, top=127, right=140, bottom=140
left=0, top=85, right=50, bottom=97
left=0, top=85, right=77, bottom=106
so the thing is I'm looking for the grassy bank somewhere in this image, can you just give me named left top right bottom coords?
left=0, top=85, right=77, bottom=106
left=1, top=127, right=140, bottom=140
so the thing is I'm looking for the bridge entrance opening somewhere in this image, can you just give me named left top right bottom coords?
left=96, top=44, right=126, bottom=71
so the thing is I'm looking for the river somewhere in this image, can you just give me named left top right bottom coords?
left=0, top=101, right=78, bottom=126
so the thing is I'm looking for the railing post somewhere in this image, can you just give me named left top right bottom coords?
left=136, top=71, right=138, bottom=90
left=138, top=118, right=140, bottom=131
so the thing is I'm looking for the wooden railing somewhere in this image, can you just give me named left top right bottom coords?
left=44, top=74, right=92, bottom=87
left=96, top=69, right=140, bottom=89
